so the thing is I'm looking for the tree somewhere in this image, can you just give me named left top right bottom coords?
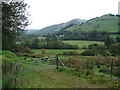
left=104, top=34, right=112, bottom=48
left=88, top=30, right=98, bottom=40
left=116, top=37, right=120, bottom=42
left=31, top=38, right=40, bottom=49
left=2, top=1, right=29, bottom=50
left=108, top=43, right=120, bottom=56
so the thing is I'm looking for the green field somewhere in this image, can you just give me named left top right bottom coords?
left=110, top=34, right=120, bottom=38
left=63, top=40, right=104, bottom=48
left=3, top=50, right=119, bottom=88
left=31, top=40, right=104, bottom=55
left=31, top=49, right=85, bottom=56
left=66, top=15, right=119, bottom=33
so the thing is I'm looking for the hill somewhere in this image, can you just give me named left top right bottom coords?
left=26, top=19, right=86, bottom=34
left=26, top=14, right=119, bottom=36
left=66, top=14, right=119, bottom=33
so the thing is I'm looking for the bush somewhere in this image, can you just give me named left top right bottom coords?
left=86, top=69, right=94, bottom=76
left=108, top=43, right=120, bottom=56
left=24, top=47, right=31, bottom=53
left=88, top=43, right=98, bottom=49
left=81, top=50, right=95, bottom=56
left=2, top=50, right=16, bottom=58
left=11, top=44, right=25, bottom=53
left=62, top=51, right=80, bottom=55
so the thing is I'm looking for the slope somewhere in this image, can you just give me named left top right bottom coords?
left=26, top=19, right=86, bottom=34
left=66, top=14, right=119, bottom=33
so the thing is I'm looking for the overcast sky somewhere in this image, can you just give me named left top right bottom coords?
left=25, top=0, right=119, bottom=29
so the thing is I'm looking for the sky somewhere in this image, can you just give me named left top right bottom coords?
left=25, top=0, right=119, bottom=29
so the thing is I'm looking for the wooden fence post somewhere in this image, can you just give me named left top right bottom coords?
left=87, top=59, right=89, bottom=69
left=4, top=60, right=6, bottom=73
left=86, top=58, right=89, bottom=76
left=15, top=61, right=19, bottom=71
left=69, top=57, right=71, bottom=69
left=10, top=63, right=12, bottom=74
left=56, top=55, right=59, bottom=69
left=110, top=60, right=113, bottom=78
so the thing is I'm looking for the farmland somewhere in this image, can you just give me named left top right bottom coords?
left=31, top=40, right=104, bottom=56
left=63, top=40, right=104, bottom=48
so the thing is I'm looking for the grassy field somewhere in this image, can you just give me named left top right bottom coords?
left=2, top=50, right=119, bottom=88
left=31, top=49, right=85, bottom=56
left=15, top=69, right=109, bottom=88
left=110, top=34, right=120, bottom=38
left=63, top=40, right=104, bottom=48
left=31, top=40, right=104, bottom=56
left=66, top=15, right=119, bottom=33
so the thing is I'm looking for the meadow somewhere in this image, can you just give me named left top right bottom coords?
left=31, top=40, right=104, bottom=56
left=63, top=40, right=104, bottom=48
left=2, top=50, right=119, bottom=88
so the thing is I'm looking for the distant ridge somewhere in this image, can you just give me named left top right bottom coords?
left=26, top=14, right=119, bottom=35
left=26, top=19, right=86, bottom=34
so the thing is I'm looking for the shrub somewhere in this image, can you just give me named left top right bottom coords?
left=62, top=51, right=80, bottom=55
left=41, top=48, right=46, bottom=55
left=16, top=53, right=23, bottom=57
left=81, top=50, right=95, bottom=56
left=86, top=69, right=94, bottom=76
left=24, top=47, right=31, bottom=53
left=11, top=44, right=25, bottom=53
left=88, top=43, right=98, bottom=49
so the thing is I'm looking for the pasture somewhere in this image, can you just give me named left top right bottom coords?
left=2, top=50, right=119, bottom=88
left=63, top=40, right=104, bottom=48
left=31, top=49, right=85, bottom=56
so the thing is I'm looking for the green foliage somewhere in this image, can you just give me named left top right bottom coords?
left=88, top=74, right=118, bottom=88
left=2, top=1, right=29, bottom=50
left=54, top=29, right=109, bottom=41
left=81, top=50, right=95, bottom=56
left=11, top=44, right=25, bottom=52
left=3, top=74, right=15, bottom=88
left=62, top=50, right=80, bottom=55
left=91, top=45, right=110, bottom=56
left=23, top=38, right=78, bottom=49
left=2, top=50, right=16, bottom=58
left=108, top=43, right=120, bottom=56
left=104, top=34, right=113, bottom=48
left=88, top=30, right=98, bottom=40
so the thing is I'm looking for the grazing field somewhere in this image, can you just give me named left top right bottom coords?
left=2, top=50, right=119, bottom=88
left=15, top=69, right=109, bottom=88
left=63, top=40, right=104, bottom=48
left=66, top=15, right=119, bottom=33
left=110, top=34, right=120, bottom=38
left=31, top=49, right=85, bottom=56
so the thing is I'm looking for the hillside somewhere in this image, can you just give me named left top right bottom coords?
left=66, top=14, right=119, bottom=33
left=26, top=19, right=86, bottom=34
left=26, top=14, right=119, bottom=36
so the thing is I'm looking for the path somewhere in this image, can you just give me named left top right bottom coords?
left=15, top=58, right=118, bottom=88
left=18, top=59, right=56, bottom=72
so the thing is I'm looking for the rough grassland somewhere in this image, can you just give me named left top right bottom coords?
left=16, top=69, right=106, bottom=88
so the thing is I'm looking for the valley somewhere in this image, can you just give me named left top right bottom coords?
left=2, top=10, right=120, bottom=88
